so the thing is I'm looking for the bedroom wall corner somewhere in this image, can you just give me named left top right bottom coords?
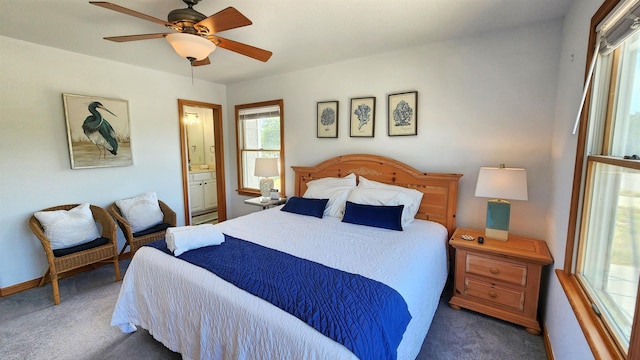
left=0, top=36, right=227, bottom=289
left=544, top=0, right=604, bottom=359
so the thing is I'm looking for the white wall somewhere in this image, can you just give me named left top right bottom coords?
left=226, top=19, right=563, bottom=244
left=0, top=36, right=226, bottom=288
left=544, top=0, right=604, bottom=359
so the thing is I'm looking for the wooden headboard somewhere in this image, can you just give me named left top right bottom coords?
left=291, top=154, right=462, bottom=236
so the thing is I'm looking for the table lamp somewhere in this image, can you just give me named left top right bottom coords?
left=254, top=158, right=279, bottom=202
left=475, top=165, right=528, bottom=241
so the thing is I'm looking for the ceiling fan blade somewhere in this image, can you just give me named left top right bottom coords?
left=90, top=2, right=169, bottom=27
left=196, top=7, right=252, bottom=34
left=192, top=57, right=211, bottom=67
left=104, top=33, right=169, bottom=42
left=212, top=36, right=272, bottom=62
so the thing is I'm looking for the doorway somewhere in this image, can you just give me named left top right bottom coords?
left=178, top=99, right=226, bottom=225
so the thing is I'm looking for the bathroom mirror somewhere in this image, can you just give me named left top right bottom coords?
left=178, top=99, right=226, bottom=225
left=184, top=108, right=210, bottom=167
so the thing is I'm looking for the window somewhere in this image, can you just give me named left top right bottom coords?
left=235, top=100, right=284, bottom=197
left=561, top=0, right=640, bottom=358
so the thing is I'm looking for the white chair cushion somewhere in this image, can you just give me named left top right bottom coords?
left=34, top=203, right=100, bottom=250
left=115, top=192, right=164, bottom=233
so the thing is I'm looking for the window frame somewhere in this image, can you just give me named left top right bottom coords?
left=559, top=0, right=640, bottom=359
left=234, top=99, right=285, bottom=197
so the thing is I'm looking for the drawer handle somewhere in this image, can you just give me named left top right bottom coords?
left=490, top=267, right=499, bottom=274
left=489, top=291, right=497, bottom=298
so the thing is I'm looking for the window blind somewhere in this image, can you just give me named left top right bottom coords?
left=573, top=0, right=640, bottom=134
left=598, top=0, right=640, bottom=55
left=239, top=105, right=280, bottom=120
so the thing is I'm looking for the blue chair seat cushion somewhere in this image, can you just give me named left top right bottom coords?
left=133, top=222, right=171, bottom=237
left=53, top=237, right=110, bottom=257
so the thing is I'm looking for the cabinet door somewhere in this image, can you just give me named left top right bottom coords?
left=204, top=179, right=217, bottom=210
left=190, top=181, right=205, bottom=213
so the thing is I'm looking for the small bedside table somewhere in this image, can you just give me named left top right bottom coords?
left=244, top=196, right=287, bottom=210
left=448, top=228, right=553, bottom=335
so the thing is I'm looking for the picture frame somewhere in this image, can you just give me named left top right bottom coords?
left=63, top=93, right=133, bottom=169
left=317, top=101, right=339, bottom=138
left=349, top=97, right=376, bottom=137
left=387, top=91, right=418, bottom=136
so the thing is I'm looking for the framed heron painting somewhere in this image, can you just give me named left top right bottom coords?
left=62, top=93, right=133, bottom=169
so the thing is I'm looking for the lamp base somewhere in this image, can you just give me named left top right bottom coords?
left=259, top=177, right=274, bottom=200
left=485, top=199, right=510, bottom=241
left=485, top=228, right=509, bottom=241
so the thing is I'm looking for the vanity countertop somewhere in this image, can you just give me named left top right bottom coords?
left=189, top=166, right=215, bottom=174
left=189, top=164, right=216, bottom=174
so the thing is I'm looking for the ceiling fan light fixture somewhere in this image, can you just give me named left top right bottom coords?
left=166, top=33, right=216, bottom=61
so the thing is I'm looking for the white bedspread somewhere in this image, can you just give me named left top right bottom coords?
left=111, top=207, right=448, bottom=360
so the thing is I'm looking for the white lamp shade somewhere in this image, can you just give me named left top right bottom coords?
left=475, top=167, right=528, bottom=201
left=165, top=33, right=216, bottom=60
left=254, top=158, right=279, bottom=177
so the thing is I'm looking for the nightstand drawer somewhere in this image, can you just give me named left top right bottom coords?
left=466, top=254, right=527, bottom=286
left=465, top=278, right=525, bottom=311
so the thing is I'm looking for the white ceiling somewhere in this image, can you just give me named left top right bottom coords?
left=0, top=0, right=573, bottom=85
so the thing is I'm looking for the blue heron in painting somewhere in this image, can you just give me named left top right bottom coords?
left=82, top=102, right=118, bottom=158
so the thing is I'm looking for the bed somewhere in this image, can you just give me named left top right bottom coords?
left=111, top=154, right=462, bottom=360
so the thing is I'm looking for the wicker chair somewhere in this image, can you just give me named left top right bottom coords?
left=28, top=204, right=121, bottom=305
left=109, top=200, right=176, bottom=256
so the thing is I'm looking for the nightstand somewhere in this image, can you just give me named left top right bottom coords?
left=448, top=228, right=553, bottom=335
left=244, top=196, right=287, bottom=210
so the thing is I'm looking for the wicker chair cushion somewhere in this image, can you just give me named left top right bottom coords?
left=52, top=237, right=110, bottom=257
left=133, top=222, right=171, bottom=237
left=34, top=203, right=100, bottom=250
left=115, top=192, right=164, bottom=232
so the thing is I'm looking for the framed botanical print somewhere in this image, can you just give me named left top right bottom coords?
left=388, top=91, right=418, bottom=136
left=317, top=101, right=339, bottom=138
left=63, top=93, right=133, bottom=169
left=349, top=97, right=375, bottom=137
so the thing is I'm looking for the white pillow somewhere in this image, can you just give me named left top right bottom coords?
left=357, top=176, right=424, bottom=225
left=302, top=173, right=357, bottom=218
left=115, top=192, right=164, bottom=233
left=306, top=173, right=356, bottom=187
left=347, top=187, right=416, bottom=228
left=303, top=184, right=354, bottom=218
left=34, top=203, right=100, bottom=250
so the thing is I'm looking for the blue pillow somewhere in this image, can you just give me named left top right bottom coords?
left=281, top=197, right=329, bottom=218
left=342, top=201, right=404, bottom=231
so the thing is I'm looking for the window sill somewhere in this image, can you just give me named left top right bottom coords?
left=237, top=189, right=261, bottom=197
left=555, top=269, right=625, bottom=359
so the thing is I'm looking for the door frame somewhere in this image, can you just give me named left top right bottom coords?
left=177, top=99, right=226, bottom=225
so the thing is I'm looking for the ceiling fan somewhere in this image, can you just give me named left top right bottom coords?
left=89, top=0, right=272, bottom=66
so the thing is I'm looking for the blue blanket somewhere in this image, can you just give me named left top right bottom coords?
left=147, top=235, right=411, bottom=360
